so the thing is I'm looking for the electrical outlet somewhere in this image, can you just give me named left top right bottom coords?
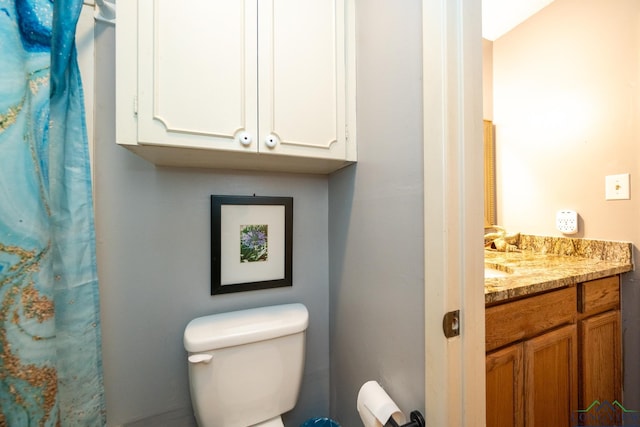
left=605, top=173, right=630, bottom=200
left=556, top=210, right=578, bottom=234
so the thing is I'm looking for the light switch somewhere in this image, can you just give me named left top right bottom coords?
left=605, top=173, right=630, bottom=200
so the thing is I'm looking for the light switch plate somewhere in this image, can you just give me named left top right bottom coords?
left=605, top=173, right=630, bottom=200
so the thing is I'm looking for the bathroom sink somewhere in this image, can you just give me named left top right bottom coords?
left=484, top=263, right=513, bottom=279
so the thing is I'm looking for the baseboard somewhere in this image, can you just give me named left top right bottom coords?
left=122, top=407, right=196, bottom=427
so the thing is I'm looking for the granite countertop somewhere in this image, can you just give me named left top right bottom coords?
left=484, top=235, right=634, bottom=305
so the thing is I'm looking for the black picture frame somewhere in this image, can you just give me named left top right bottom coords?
left=211, top=195, right=293, bottom=295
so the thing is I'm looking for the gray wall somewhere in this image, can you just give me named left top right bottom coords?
left=329, top=0, right=425, bottom=425
left=94, top=24, right=330, bottom=426
left=96, top=1, right=425, bottom=425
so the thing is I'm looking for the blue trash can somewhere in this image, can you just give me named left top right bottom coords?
left=301, top=417, right=341, bottom=427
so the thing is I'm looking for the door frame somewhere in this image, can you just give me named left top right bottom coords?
left=423, top=0, right=485, bottom=425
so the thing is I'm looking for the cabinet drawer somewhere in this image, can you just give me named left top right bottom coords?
left=578, top=275, right=619, bottom=314
left=486, top=287, right=576, bottom=352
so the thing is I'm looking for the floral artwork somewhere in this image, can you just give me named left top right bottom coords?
left=212, top=195, right=292, bottom=294
left=240, top=224, right=268, bottom=262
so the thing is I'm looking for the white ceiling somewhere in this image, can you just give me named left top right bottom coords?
left=482, top=0, right=555, bottom=40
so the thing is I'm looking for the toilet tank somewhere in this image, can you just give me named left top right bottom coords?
left=184, top=303, right=309, bottom=427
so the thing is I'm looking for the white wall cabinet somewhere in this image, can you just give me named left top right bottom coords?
left=116, top=0, right=356, bottom=174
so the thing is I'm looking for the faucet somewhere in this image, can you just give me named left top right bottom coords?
left=484, top=225, right=520, bottom=252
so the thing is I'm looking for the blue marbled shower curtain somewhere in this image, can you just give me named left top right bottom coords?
left=0, top=0, right=105, bottom=425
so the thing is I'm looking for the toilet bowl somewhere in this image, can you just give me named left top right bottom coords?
left=251, top=416, right=284, bottom=427
left=184, top=303, right=309, bottom=427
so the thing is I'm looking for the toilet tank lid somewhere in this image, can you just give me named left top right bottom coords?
left=184, top=303, right=309, bottom=353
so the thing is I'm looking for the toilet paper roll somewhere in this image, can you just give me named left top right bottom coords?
left=357, top=381, right=406, bottom=427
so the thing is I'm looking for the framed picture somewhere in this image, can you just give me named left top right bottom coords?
left=211, top=195, right=293, bottom=295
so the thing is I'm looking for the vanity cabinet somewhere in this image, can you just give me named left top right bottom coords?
left=523, top=324, right=578, bottom=426
left=116, top=0, right=356, bottom=174
left=486, top=276, right=621, bottom=427
left=577, top=275, right=622, bottom=410
left=486, top=343, right=524, bottom=427
left=486, top=287, right=577, bottom=427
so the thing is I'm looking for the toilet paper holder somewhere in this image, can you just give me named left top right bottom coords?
left=357, top=380, right=426, bottom=427
left=385, top=410, right=425, bottom=427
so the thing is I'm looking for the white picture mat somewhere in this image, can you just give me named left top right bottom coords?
left=220, top=204, right=285, bottom=286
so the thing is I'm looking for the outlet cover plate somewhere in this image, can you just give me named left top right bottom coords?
left=556, top=210, right=578, bottom=234
left=605, top=173, right=630, bottom=200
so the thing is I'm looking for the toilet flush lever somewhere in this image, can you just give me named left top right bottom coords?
left=188, top=354, right=213, bottom=364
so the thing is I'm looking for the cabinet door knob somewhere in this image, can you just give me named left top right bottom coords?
left=265, top=134, right=279, bottom=149
left=238, top=132, right=253, bottom=146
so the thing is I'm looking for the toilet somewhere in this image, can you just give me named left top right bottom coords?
left=183, top=303, right=309, bottom=427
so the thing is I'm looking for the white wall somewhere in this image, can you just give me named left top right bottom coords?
left=329, top=0, right=425, bottom=424
left=492, top=0, right=640, bottom=409
left=93, top=23, right=331, bottom=427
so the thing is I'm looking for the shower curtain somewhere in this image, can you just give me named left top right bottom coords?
left=0, top=0, right=105, bottom=425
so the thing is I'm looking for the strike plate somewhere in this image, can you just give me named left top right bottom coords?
left=443, top=310, right=460, bottom=338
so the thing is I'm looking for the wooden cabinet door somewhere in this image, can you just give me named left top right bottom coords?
left=579, top=310, right=622, bottom=409
left=136, top=0, right=259, bottom=152
left=257, top=0, right=354, bottom=160
left=136, top=0, right=353, bottom=158
left=486, top=344, right=524, bottom=427
left=524, top=324, right=578, bottom=427
left=118, top=0, right=356, bottom=170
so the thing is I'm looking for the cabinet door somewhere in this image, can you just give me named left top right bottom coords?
left=486, top=344, right=524, bottom=427
left=579, top=310, right=621, bottom=410
left=257, top=0, right=353, bottom=160
left=524, top=324, right=578, bottom=427
left=137, top=0, right=258, bottom=152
